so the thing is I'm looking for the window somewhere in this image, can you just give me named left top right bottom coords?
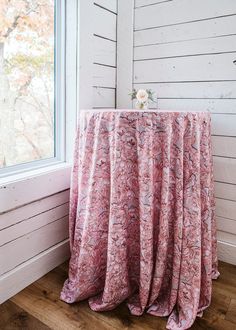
left=0, top=0, right=66, bottom=176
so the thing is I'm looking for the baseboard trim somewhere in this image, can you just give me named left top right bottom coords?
left=218, top=240, right=236, bottom=265
left=0, top=239, right=70, bottom=304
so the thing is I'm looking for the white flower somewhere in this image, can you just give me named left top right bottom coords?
left=136, top=89, right=148, bottom=103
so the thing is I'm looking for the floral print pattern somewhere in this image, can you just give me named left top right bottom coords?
left=60, top=110, right=219, bottom=330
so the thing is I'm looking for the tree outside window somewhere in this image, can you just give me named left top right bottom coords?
left=0, top=0, right=55, bottom=168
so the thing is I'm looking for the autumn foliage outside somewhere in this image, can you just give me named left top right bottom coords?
left=0, top=0, right=54, bottom=168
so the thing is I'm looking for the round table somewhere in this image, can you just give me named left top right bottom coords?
left=61, top=109, right=219, bottom=330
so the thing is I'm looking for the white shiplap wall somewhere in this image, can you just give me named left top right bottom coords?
left=92, top=0, right=117, bottom=108
left=0, top=168, right=71, bottom=304
left=133, top=0, right=236, bottom=265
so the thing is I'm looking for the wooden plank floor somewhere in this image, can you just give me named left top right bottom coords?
left=1, top=261, right=236, bottom=330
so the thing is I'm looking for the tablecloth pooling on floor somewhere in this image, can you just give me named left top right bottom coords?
left=61, top=110, right=219, bottom=330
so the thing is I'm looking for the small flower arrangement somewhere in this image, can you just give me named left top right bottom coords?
left=130, top=89, right=155, bottom=110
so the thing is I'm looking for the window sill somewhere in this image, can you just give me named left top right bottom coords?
left=0, top=162, right=72, bottom=213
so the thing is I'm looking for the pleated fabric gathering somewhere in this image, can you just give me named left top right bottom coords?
left=61, top=110, right=219, bottom=330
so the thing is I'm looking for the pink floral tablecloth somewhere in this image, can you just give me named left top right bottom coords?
left=61, top=110, right=219, bottom=330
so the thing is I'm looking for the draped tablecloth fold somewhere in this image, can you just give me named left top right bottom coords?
left=61, top=110, right=219, bottom=330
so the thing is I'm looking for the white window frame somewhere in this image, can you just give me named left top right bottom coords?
left=0, top=0, right=78, bottom=211
left=0, top=0, right=78, bottom=179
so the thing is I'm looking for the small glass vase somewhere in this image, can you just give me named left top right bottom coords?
left=135, top=100, right=148, bottom=110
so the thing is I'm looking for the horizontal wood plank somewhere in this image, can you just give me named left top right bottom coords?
left=0, top=216, right=69, bottom=275
left=149, top=99, right=236, bottom=114
left=95, top=0, right=117, bottom=13
left=134, top=35, right=236, bottom=60
left=218, top=241, right=236, bottom=264
left=116, top=0, right=134, bottom=109
left=133, top=81, right=236, bottom=99
left=0, top=190, right=69, bottom=231
left=212, top=114, right=236, bottom=136
left=0, top=300, right=50, bottom=329
left=226, top=299, right=236, bottom=324
left=0, top=203, right=69, bottom=246
left=94, top=4, right=117, bottom=41
left=134, top=15, right=236, bottom=46
left=133, top=53, right=236, bottom=83
left=217, top=216, right=236, bottom=235
left=94, top=36, right=116, bottom=67
left=215, top=182, right=236, bottom=201
left=0, top=167, right=71, bottom=213
left=213, top=157, right=236, bottom=185
left=0, top=239, right=69, bottom=304
left=135, top=0, right=172, bottom=7
left=216, top=198, right=236, bottom=221
left=212, top=136, right=236, bottom=158
left=218, top=231, right=236, bottom=245
left=135, top=0, right=236, bottom=30
left=93, top=87, right=116, bottom=108
left=93, top=64, right=116, bottom=88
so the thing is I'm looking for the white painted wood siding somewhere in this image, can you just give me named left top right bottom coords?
left=92, top=1, right=117, bottom=108
left=0, top=184, right=70, bottom=304
left=116, top=0, right=134, bottom=108
left=133, top=0, right=236, bottom=264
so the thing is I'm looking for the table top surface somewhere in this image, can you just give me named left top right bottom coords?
left=81, top=108, right=210, bottom=114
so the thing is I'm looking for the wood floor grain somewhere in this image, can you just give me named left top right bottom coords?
left=1, top=261, right=236, bottom=330
left=0, top=300, right=50, bottom=330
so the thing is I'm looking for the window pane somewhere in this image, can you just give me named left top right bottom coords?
left=0, top=0, right=55, bottom=168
